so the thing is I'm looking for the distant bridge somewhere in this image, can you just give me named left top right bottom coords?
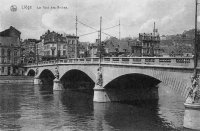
left=24, top=57, right=197, bottom=102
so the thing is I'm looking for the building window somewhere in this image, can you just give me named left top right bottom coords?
left=2, top=48, right=4, bottom=56
left=47, top=45, right=50, bottom=49
left=2, top=67, right=4, bottom=74
left=47, top=51, right=50, bottom=55
left=14, top=58, right=17, bottom=64
left=52, top=49, right=55, bottom=56
left=63, top=50, right=66, bottom=56
left=14, top=50, right=18, bottom=56
left=68, top=40, right=71, bottom=44
left=58, top=44, right=61, bottom=49
left=63, top=45, right=66, bottom=49
left=7, top=50, right=11, bottom=62
left=1, top=58, right=4, bottom=64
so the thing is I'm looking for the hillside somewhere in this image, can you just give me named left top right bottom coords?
left=160, top=29, right=194, bottom=55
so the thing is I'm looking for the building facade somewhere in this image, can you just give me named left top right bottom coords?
left=21, top=39, right=40, bottom=64
left=41, top=30, right=79, bottom=60
left=88, top=44, right=98, bottom=57
left=37, top=40, right=44, bottom=62
left=0, top=26, right=22, bottom=75
left=138, top=32, right=161, bottom=56
left=135, top=23, right=161, bottom=57
left=131, top=40, right=142, bottom=57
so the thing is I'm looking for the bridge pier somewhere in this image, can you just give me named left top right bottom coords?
left=93, top=66, right=110, bottom=102
left=93, top=85, right=110, bottom=102
left=34, top=77, right=41, bottom=85
left=53, top=78, right=63, bottom=91
left=183, top=75, right=200, bottom=130
left=184, top=107, right=200, bottom=130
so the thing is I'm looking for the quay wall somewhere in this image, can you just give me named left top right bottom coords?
left=0, top=76, right=34, bottom=84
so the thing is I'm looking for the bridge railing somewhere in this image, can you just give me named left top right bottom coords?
left=25, top=57, right=195, bottom=68
left=101, top=57, right=193, bottom=67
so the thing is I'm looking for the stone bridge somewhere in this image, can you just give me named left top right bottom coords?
left=24, top=57, right=198, bottom=102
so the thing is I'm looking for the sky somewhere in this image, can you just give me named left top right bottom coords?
left=0, top=0, right=196, bottom=42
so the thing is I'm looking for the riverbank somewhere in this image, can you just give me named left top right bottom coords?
left=0, top=76, right=34, bottom=84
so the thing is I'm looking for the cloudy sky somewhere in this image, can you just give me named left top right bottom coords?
left=0, top=0, right=196, bottom=42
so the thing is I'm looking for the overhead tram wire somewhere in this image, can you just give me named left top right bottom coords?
left=79, top=24, right=119, bottom=37
left=102, top=24, right=120, bottom=38
left=102, top=32, right=116, bottom=38
left=79, top=31, right=99, bottom=37
left=77, top=20, right=98, bottom=31
left=61, top=14, right=120, bottom=37
left=79, top=30, right=116, bottom=38
left=102, top=24, right=119, bottom=31
left=77, top=19, right=119, bottom=38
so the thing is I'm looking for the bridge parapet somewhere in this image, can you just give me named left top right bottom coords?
left=25, top=57, right=194, bottom=68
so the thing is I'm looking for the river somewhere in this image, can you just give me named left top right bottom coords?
left=0, top=83, right=193, bottom=131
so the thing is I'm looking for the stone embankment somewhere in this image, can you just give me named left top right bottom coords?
left=0, top=76, right=34, bottom=84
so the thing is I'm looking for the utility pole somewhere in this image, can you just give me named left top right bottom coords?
left=36, top=43, right=38, bottom=65
left=99, top=16, right=102, bottom=66
left=194, top=0, right=198, bottom=77
left=153, top=22, right=156, bottom=36
left=57, top=36, right=59, bottom=63
left=36, top=42, right=39, bottom=75
left=75, top=15, right=78, bottom=58
left=151, top=22, right=156, bottom=57
left=119, top=19, right=121, bottom=40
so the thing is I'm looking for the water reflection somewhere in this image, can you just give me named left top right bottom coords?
left=93, top=101, right=177, bottom=131
left=0, top=83, right=188, bottom=131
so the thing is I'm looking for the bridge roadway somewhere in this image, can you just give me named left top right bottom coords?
left=24, top=57, right=197, bottom=102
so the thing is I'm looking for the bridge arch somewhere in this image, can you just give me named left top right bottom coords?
left=60, top=69, right=95, bottom=89
left=39, top=69, right=55, bottom=85
left=101, top=67, right=191, bottom=98
left=59, top=66, right=96, bottom=83
left=103, top=73, right=161, bottom=101
left=104, top=73, right=161, bottom=89
left=27, top=69, right=36, bottom=76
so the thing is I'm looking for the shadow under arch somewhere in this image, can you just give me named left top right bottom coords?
left=27, top=69, right=35, bottom=76
left=104, top=73, right=161, bottom=102
left=60, top=69, right=95, bottom=90
left=39, top=69, right=55, bottom=86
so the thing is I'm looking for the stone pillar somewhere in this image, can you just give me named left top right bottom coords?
left=93, top=85, right=110, bottom=102
left=34, top=77, right=41, bottom=85
left=183, top=75, right=200, bottom=130
left=184, top=107, right=200, bottom=130
left=53, top=78, right=63, bottom=91
left=34, top=67, right=41, bottom=85
left=93, top=66, right=110, bottom=102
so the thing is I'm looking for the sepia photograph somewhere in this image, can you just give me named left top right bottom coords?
left=0, top=0, right=199, bottom=130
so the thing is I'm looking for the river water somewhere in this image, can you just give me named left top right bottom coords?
left=0, top=83, right=193, bottom=131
